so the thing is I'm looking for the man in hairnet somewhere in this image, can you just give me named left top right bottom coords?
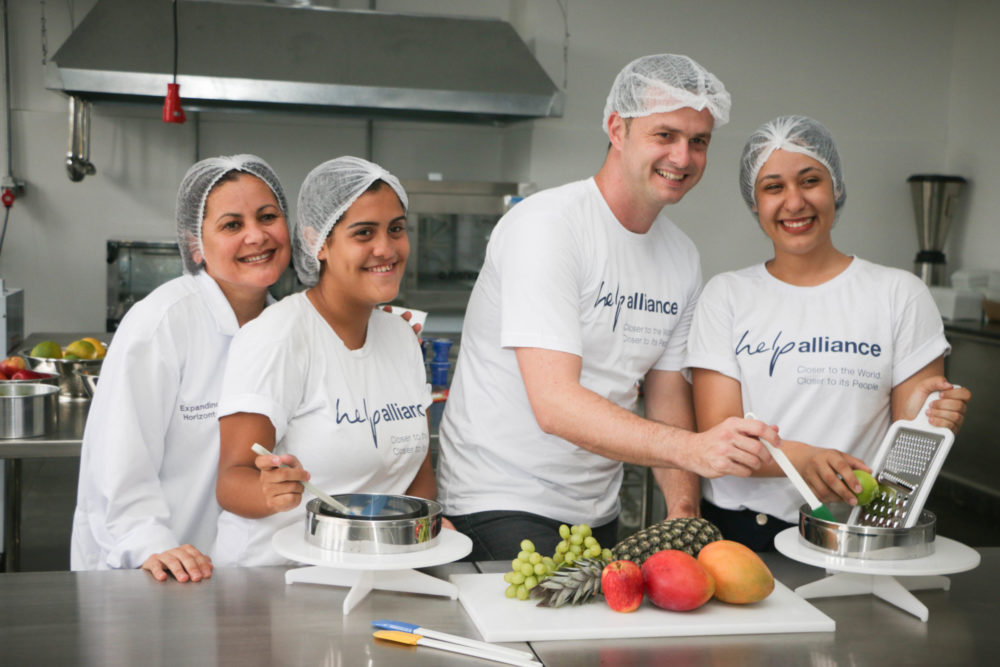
left=436, top=54, right=779, bottom=560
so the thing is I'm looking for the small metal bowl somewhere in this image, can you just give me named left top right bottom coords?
left=0, top=371, right=60, bottom=389
left=22, top=351, right=104, bottom=400
left=798, top=503, right=936, bottom=560
left=0, top=383, right=60, bottom=439
left=305, top=493, right=443, bottom=555
left=75, top=369, right=100, bottom=398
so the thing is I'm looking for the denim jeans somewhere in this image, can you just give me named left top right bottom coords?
left=447, top=510, right=619, bottom=562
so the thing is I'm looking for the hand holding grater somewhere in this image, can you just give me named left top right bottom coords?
left=847, top=391, right=956, bottom=529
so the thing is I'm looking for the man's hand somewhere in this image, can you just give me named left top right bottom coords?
left=141, top=544, right=213, bottom=583
left=683, top=417, right=777, bottom=478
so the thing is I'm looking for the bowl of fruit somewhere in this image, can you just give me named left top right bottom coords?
left=21, top=337, right=107, bottom=400
left=0, top=355, right=60, bottom=388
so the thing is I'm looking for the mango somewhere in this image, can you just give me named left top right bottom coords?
left=697, top=540, right=774, bottom=604
left=81, top=337, right=107, bottom=359
left=64, top=339, right=97, bottom=360
left=30, top=340, right=62, bottom=359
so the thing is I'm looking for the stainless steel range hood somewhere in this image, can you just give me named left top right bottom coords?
left=46, top=0, right=564, bottom=123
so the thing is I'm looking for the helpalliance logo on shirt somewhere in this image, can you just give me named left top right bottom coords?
left=735, top=329, right=882, bottom=376
left=592, top=280, right=679, bottom=331
left=335, top=398, right=426, bottom=448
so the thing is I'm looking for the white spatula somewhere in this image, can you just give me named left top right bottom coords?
left=745, top=414, right=836, bottom=522
left=250, top=443, right=354, bottom=515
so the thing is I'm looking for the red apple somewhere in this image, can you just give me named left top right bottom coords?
left=601, top=560, right=644, bottom=613
left=641, top=550, right=715, bottom=612
left=0, top=355, right=27, bottom=377
left=12, top=369, right=49, bottom=380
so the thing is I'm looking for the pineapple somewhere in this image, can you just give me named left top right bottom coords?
left=530, top=557, right=606, bottom=608
left=611, top=516, right=723, bottom=566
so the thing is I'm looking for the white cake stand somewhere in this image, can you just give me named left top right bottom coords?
left=774, top=527, right=980, bottom=622
left=273, top=524, right=473, bottom=614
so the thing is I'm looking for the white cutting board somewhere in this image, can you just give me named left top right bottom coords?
left=450, top=573, right=834, bottom=642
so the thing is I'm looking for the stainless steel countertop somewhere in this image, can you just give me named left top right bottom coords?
left=1, top=551, right=997, bottom=666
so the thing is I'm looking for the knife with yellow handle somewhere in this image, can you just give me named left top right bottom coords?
left=373, top=630, right=541, bottom=666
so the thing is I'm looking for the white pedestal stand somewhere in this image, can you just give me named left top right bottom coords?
left=774, top=528, right=980, bottom=622
left=273, top=524, right=473, bottom=614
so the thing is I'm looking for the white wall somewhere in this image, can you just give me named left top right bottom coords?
left=1, top=0, right=998, bottom=335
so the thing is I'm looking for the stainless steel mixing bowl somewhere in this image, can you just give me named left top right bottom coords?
left=798, top=503, right=936, bottom=560
left=305, top=493, right=443, bottom=555
left=0, top=383, right=60, bottom=439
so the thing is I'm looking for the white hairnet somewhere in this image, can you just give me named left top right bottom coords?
left=602, top=53, right=731, bottom=134
left=739, top=115, right=846, bottom=215
left=175, top=154, right=288, bottom=275
left=294, top=156, right=408, bottom=287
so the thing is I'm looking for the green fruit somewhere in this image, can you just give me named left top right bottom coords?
left=853, top=470, right=879, bottom=506
left=30, top=341, right=63, bottom=359
left=64, top=339, right=97, bottom=360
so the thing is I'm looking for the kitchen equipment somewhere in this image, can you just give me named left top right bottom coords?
left=22, top=351, right=104, bottom=400
left=0, top=383, right=60, bottom=439
left=372, top=620, right=537, bottom=665
left=75, top=369, right=99, bottom=398
left=798, top=502, right=936, bottom=560
left=908, top=174, right=967, bottom=286
left=398, top=180, right=524, bottom=311
left=928, top=286, right=983, bottom=320
left=249, top=443, right=353, bottom=515
left=745, top=413, right=835, bottom=520
left=847, top=391, right=955, bottom=528
left=373, top=630, right=540, bottom=667
left=0, top=372, right=59, bottom=389
left=106, top=239, right=301, bottom=331
left=775, top=527, right=980, bottom=622
left=450, top=573, right=834, bottom=642
left=305, top=494, right=441, bottom=554
left=1, top=279, right=24, bottom=354
left=272, top=522, right=472, bottom=614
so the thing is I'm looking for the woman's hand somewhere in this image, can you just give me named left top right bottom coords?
left=796, top=445, right=870, bottom=505
left=141, top=544, right=213, bottom=583
left=441, top=517, right=456, bottom=531
left=900, top=376, right=971, bottom=434
left=381, top=305, right=423, bottom=337
left=254, top=451, right=311, bottom=513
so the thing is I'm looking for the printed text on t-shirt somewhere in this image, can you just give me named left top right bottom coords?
left=735, top=330, right=882, bottom=376
left=335, top=398, right=426, bottom=448
left=593, top=280, right=679, bottom=331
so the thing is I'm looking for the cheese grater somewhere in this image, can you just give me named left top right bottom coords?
left=847, top=391, right=955, bottom=529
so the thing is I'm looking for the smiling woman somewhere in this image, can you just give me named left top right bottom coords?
left=683, top=117, right=971, bottom=551
left=213, top=156, right=444, bottom=567
left=71, top=154, right=291, bottom=581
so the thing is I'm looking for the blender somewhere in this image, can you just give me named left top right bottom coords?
left=907, top=174, right=967, bottom=286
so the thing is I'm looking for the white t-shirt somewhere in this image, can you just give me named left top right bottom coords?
left=71, top=272, right=242, bottom=570
left=685, top=258, right=950, bottom=522
left=212, top=293, right=432, bottom=566
left=437, top=178, right=702, bottom=526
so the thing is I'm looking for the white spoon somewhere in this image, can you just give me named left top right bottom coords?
left=250, top=443, right=354, bottom=515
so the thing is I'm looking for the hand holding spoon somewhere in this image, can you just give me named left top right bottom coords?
left=250, top=443, right=354, bottom=515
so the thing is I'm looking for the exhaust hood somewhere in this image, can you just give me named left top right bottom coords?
left=46, top=0, right=564, bottom=123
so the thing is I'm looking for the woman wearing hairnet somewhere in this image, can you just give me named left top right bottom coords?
left=213, top=156, right=440, bottom=566
left=71, top=155, right=292, bottom=579
left=684, top=116, right=971, bottom=550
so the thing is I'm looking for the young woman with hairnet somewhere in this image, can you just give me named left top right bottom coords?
left=71, top=155, right=292, bottom=580
left=213, top=156, right=443, bottom=567
left=683, top=116, right=971, bottom=550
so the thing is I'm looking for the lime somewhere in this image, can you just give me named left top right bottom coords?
left=64, top=339, right=97, bottom=360
left=853, top=470, right=879, bottom=506
left=30, top=340, right=63, bottom=359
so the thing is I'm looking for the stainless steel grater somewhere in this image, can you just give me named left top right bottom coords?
left=847, top=391, right=956, bottom=529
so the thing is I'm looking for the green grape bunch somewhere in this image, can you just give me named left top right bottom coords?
left=502, top=525, right=613, bottom=601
